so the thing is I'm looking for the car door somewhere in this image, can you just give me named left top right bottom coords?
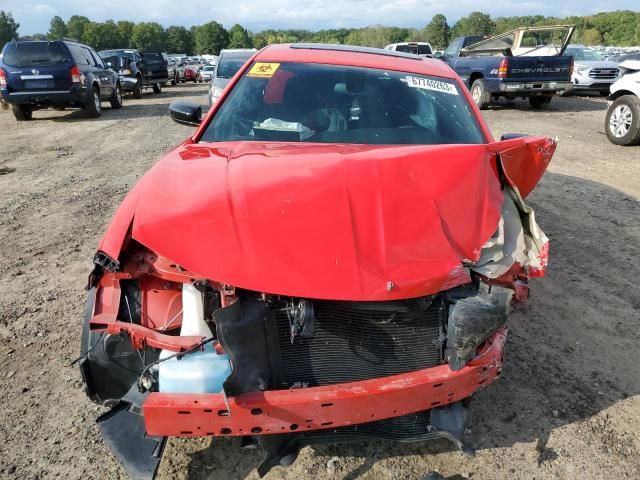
left=88, top=48, right=114, bottom=98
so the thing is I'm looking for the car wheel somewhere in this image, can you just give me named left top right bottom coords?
left=85, top=85, right=102, bottom=118
left=133, top=76, right=142, bottom=99
left=470, top=79, right=491, bottom=110
left=110, top=83, right=123, bottom=109
left=153, top=82, right=162, bottom=94
left=605, top=95, right=640, bottom=146
left=529, top=96, right=552, bottom=109
left=11, top=104, right=33, bottom=121
left=171, top=74, right=177, bottom=86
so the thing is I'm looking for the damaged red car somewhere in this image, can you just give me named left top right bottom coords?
left=79, top=43, right=556, bottom=478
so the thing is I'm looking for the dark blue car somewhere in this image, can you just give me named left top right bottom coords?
left=0, top=39, right=122, bottom=121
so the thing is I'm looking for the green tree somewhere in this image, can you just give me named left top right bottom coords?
left=0, top=11, right=19, bottom=45
left=228, top=24, right=252, bottom=48
left=424, top=14, right=450, bottom=49
left=131, top=22, right=165, bottom=50
left=582, top=28, right=603, bottom=46
left=116, top=20, right=135, bottom=47
left=451, top=11, right=495, bottom=37
left=66, top=15, right=90, bottom=42
left=47, top=16, right=66, bottom=40
left=82, top=21, right=119, bottom=50
left=194, top=21, right=228, bottom=54
left=165, top=25, right=193, bottom=54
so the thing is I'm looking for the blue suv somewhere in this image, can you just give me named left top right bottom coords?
left=0, top=39, right=122, bottom=120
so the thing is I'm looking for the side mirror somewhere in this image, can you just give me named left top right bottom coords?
left=501, top=133, right=529, bottom=141
left=169, top=101, right=202, bottom=126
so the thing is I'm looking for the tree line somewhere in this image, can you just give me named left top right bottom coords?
left=1, top=10, right=639, bottom=55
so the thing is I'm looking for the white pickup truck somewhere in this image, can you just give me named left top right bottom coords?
left=605, top=60, right=640, bottom=146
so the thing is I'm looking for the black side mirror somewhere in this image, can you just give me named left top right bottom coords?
left=169, top=101, right=202, bottom=126
left=501, top=133, right=529, bottom=141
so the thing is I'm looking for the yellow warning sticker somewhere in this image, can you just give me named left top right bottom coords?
left=247, top=62, right=280, bottom=78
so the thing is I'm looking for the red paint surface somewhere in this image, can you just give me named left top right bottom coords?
left=144, top=328, right=506, bottom=437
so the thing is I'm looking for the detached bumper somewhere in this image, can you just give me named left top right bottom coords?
left=497, top=81, right=573, bottom=95
left=143, top=328, right=506, bottom=437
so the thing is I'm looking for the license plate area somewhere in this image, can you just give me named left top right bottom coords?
left=26, top=80, right=55, bottom=89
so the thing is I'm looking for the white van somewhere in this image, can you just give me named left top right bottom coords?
left=384, top=42, right=433, bottom=57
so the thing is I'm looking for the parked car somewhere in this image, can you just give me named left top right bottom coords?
left=385, top=41, right=433, bottom=57
left=0, top=39, right=122, bottom=120
left=183, top=65, right=198, bottom=82
left=605, top=59, right=640, bottom=146
left=208, top=48, right=256, bottom=105
left=198, top=65, right=215, bottom=81
left=441, top=25, right=576, bottom=109
left=99, top=49, right=168, bottom=97
left=564, top=45, right=621, bottom=96
left=80, top=43, right=555, bottom=478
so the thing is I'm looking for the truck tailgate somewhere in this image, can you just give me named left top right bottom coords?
left=505, top=55, right=572, bottom=82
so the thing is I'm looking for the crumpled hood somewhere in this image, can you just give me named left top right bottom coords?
left=125, top=142, right=504, bottom=300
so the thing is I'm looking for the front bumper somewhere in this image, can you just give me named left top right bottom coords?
left=143, top=328, right=506, bottom=437
left=572, top=81, right=615, bottom=91
left=497, top=80, right=573, bottom=95
left=118, top=76, right=138, bottom=92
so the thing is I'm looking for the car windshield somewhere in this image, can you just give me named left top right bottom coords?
left=201, top=62, right=484, bottom=145
left=566, top=48, right=604, bottom=61
left=3, top=42, right=67, bottom=67
left=216, top=56, right=251, bottom=78
left=395, top=44, right=432, bottom=55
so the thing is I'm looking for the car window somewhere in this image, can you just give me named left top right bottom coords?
left=142, top=52, right=165, bottom=64
left=89, top=49, right=104, bottom=68
left=444, top=39, right=462, bottom=57
left=565, top=48, right=603, bottom=61
left=2, top=42, right=68, bottom=67
left=202, top=62, right=484, bottom=145
left=216, top=55, right=252, bottom=78
left=394, top=44, right=432, bottom=55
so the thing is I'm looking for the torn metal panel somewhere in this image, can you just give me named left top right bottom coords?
left=470, top=187, right=549, bottom=279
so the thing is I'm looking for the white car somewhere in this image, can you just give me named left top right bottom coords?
left=605, top=60, right=640, bottom=146
left=565, top=45, right=621, bottom=96
left=199, top=65, right=215, bottom=81
left=384, top=42, right=433, bottom=57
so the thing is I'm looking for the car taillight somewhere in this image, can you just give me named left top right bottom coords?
left=498, top=58, right=509, bottom=78
left=569, top=57, right=574, bottom=76
left=0, top=68, right=7, bottom=89
left=70, top=65, right=81, bottom=84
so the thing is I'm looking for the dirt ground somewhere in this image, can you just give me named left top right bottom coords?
left=0, top=83, right=638, bottom=480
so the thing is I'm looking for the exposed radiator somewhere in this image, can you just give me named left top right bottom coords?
left=273, top=296, right=445, bottom=388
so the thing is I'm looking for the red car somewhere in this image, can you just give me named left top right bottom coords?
left=79, top=44, right=556, bottom=478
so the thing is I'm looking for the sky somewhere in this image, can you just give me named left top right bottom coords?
left=1, top=0, right=637, bottom=35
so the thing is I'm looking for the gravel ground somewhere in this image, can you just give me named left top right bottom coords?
left=0, top=83, right=638, bottom=480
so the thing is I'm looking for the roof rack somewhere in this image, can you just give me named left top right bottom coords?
left=290, top=43, right=423, bottom=60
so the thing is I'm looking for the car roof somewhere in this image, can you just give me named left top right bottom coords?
left=255, top=43, right=456, bottom=79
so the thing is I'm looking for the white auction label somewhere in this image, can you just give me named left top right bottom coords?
left=403, top=76, right=459, bottom=95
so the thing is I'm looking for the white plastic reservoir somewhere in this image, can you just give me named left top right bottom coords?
left=158, top=283, right=231, bottom=393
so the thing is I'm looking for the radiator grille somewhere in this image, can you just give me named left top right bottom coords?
left=589, top=68, right=619, bottom=79
left=274, top=296, right=444, bottom=388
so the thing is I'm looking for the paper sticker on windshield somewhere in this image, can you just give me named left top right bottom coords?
left=247, top=62, right=280, bottom=78
left=403, top=76, right=458, bottom=95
